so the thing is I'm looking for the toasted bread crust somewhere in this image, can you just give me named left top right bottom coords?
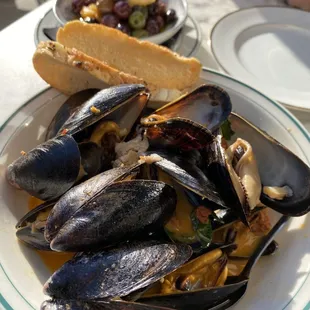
left=33, top=41, right=147, bottom=95
left=57, top=21, right=202, bottom=91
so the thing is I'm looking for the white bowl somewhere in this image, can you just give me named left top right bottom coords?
left=0, top=68, right=309, bottom=310
left=53, top=0, right=188, bottom=45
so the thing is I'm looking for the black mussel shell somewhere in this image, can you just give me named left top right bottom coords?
left=262, top=240, right=279, bottom=256
left=43, top=242, right=192, bottom=300
left=48, top=180, right=177, bottom=252
left=6, top=135, right=81, bottom=201
left=57, top=84, right=146, bottom=136
left=141, top=84, right=232, bottom=133
left=138, top=280, right=247, bottom=310
left=145, top=118, right=215, bottom=151
left=229, top=113, right=310, bottom=217
left=145, top=151, right=226, bottom=208
left=46, top=89, right=99, bottom=140
left=16, top=200, right=56, bottom=250
left=41, top=299, right=174, bottom=310
left=78, top=142, right=107, bottom=178
left=203, top=135, right=249, bottom=226
left=45, top=164, right=142, bottom=244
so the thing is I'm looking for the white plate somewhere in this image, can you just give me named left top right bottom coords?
left=53, top=0, right=188, bottom=45
left=0, top=68, right=309, bottom=310
left=210, top=6, right=310, bottom=111
left=34, top=8, right=202, bottom=58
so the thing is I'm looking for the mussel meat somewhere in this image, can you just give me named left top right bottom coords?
left=228, top=113, right=310, bottom=216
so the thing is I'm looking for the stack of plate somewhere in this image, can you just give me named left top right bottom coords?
left=210, top=6, right=310, bottom=112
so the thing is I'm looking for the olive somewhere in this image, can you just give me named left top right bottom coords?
left=155, top=15, right=164, bottom=30
left=148, top=0, right=166, bottom=16
left=165, top=8, right=177, bottom=24
left=157, top=0, right=167, bottom=16
left=133, top=5, right=148, bottom=19
left=146, top=18, right=160, bottom=35
left=116, top=22, right=132, bottom=35
left=113, top=1, right=132, bottom=19
left=101, top=13, right=119, bottom=28
left=129, top=11, right=146, bottom=30
left=132, top=29, right=149, bottom=38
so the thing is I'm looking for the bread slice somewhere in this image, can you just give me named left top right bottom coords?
left=33, top=41, right=147, bottom=95
left=56, top=21, right=202, bottom=92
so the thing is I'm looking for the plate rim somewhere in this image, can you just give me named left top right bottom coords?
left=209, top=5, right=310, bottom=112
left=0, top=67, right=309, bottom=310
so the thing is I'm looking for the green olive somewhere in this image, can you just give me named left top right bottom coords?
left=129, top=11, right=146, bottom=30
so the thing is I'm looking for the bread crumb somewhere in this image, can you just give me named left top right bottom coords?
left=90, top=106, right=101, bottom=114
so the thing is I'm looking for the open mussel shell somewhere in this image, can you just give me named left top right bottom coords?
left=145, top=118, right=215, bottom=151
left=41, top=299, right=174, bottom=310
left=16, top=201, right=55, bottom=251
left=56, top=84, right=147, bottom=137
left=45, top=164, right=142, bottom=246
left=144, top=151, right=226, bottom=208
left=46, top=89, right=99, bottom=140
left=203, top=135, right=249, bottom=226
left=6, top=135, right=80, bottom=201
left=229, top=113, right=310, bottom=216
left=43, top=242, right=192, bottom=300
left=141, top=84, right=232, bottom=133
left=78, top=141, right=106, bottom=178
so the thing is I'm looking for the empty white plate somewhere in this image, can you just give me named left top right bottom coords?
left=211, top=6, right=310, bottom=111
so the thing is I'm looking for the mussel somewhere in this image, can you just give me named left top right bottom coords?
left=45, top=164, right=177, bottom=252
left=141, top=84, right=232, bottom=133
left=43, top=242, right=192, bottom=299
left=41, top=300, right=174, bottom=310
left=141, top=84, right=232, bottom=151
left=45, top=89, right=99, bottom=140
left=7, top=84, right=149, bottom=200
left=41, top=216, right=288, bottom=310
left=228, top=113, right=310, bottom=216
left=7, top=135, right=81, bottom=201
left=15, top=200, right=56, bottom=250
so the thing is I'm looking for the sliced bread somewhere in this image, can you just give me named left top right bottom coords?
left=33, top=41, right=146, bottom=95
left=56, top=21, right=202, bottom=92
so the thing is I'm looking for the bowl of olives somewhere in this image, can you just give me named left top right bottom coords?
left=53, top=0, right=188, bottom=45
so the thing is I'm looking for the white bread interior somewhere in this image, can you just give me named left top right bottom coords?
left=56, top=21, right=202, bottom=92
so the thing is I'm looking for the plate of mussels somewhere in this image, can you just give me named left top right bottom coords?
left=0, top=66, right=309, bottom=310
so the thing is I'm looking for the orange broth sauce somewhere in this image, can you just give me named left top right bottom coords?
left=28, top=196, right=75, bottom=273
